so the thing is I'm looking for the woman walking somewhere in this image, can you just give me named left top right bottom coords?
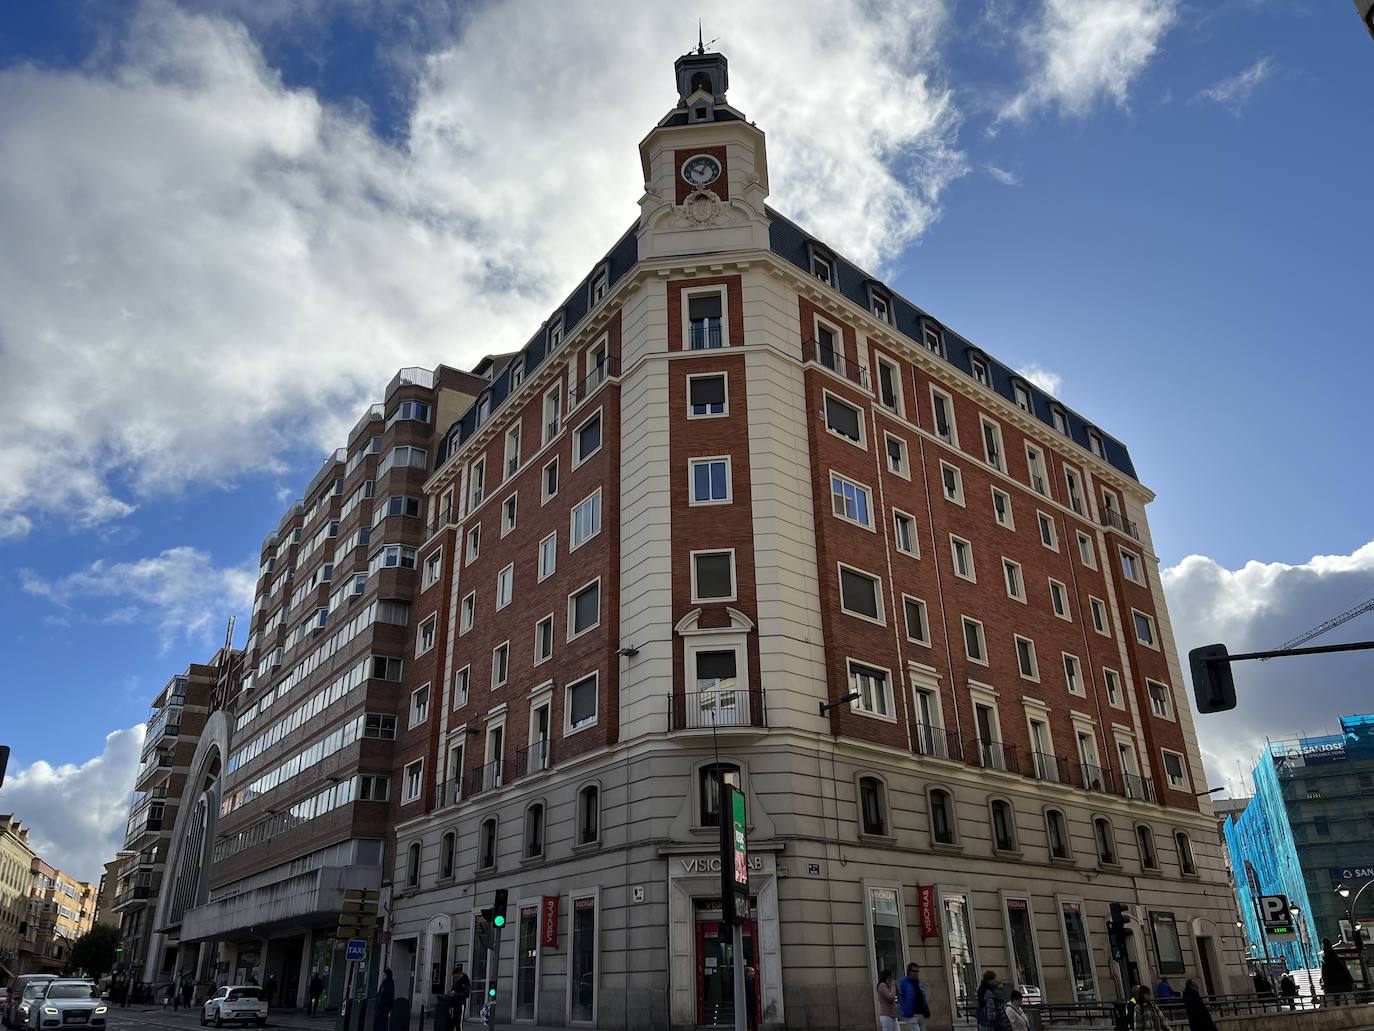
left=876, top=969, right=899, bottom=1031
left=1182, top=979, right=1217, bottom=1031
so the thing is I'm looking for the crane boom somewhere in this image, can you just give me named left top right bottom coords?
left=1269, top=596, right=1374, bottom=656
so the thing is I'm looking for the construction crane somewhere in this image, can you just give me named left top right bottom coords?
left=1266, top=595, right=1374, bottom=657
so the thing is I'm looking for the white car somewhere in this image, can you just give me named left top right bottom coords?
left=25, top=981, right=105, bottom=1030
left=201, top=986, right=268, bottom=1028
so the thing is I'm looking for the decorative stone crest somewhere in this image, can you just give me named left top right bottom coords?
left=672, top=188, right=737, bottom=228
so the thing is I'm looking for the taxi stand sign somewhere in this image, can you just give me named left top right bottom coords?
left=720, top=782, right=749, bottom=926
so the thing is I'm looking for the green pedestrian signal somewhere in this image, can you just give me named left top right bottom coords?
left=488, top=986, right=496, bottom=998
left=492, top=888, right=508, bottom=928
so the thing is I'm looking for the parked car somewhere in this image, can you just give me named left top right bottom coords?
left=21, top=980, right=104, bottom=1030
left=3, top=976, right=57, bottom=1030
left=201, top=987, right=268, bottom=1028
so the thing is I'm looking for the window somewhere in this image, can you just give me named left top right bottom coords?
left=422, top=549, right=442, bottom=590
left=830, top=473, right=873, bottom=527
left=500, top=493, right=518, bottom=536
left=859, top=777, right=888, bottom=837
left=532, top=532, right=556, bottom=582
left=962, top=617, right=987, bottom=664
left=692, top=550, right=736, bottom=602
left=903, top=596, right=930, bottom=645
left=534, top=614, right=554, bottom=664
left=690, top=457, right=731, bottom=504
left=929, top=788, right=955, bottom=845
left=491, top=642, right=509, bottom=688
left=469, top=458, right=486, bottom=507
left=454, top=666, right=470, bottom=708
left=577, top=785, right=600, bottom=845
left=568, top=580, right=601, bottom=639
left=1094, top=818, right=1117, bottom=865
left=439, top=832, right=456, bottom=879
left=970, top=354, right=989, bottom=386
left=405, top=841, right=421, bottom=885
left=1175, top=832, right=1196, bottom=875
left=992, top=487, right=1013, bottom=529
left=466, top=524, right=481, bottom=565
left=824, top=394, right=863, bottom=443
left=940, top=462, right=965, bottom=505
left=1025, top=444, right=1048, bottom=496
left=876, top=356, right=901, bottom=412
left=1133, top=610, right=1157, bottom=647
left=1137, top=826, right=1158, bottom=870
left=1049, top=579, right=1070, bottom=620
left=950, top=535, right=975, bottom=581
left=1015, top=636, right=1039, bottom=680
left=1052, top=407, right=1069, bottom=435
left=524, top=804, right=545, bottom=859
left=1120, top=548, right=1143, bottom=583
left=543, top=458, right=559, bottom=502
left=892, top=511, right=917, bottom=556
left=364, top=713, right=397, bottom=739
left=1063, top=654, right=1083, bottom=695
left=496, top=564, right=514, bottom=609
left=980, top=417, right=1004, bottom=471
left=387, top=400, right=431, bottom=427
left=930, top=387, right=957, bottom=445
left=562, top=673, right=597, bottom=733
left=849, top=661, right=893, bottom=718
left=1076, top=532, right=1096, bottom=569
left=1038, top=512, right=1058, bottom=551
left=870, top=291, right=892, bottom=325
left=571, top=490, right=602, bottom=549
left=1003, top=559, right=1025, bottom=602
left=478, top=818, right=497, bottom=870
left=1103, top=668, right=1122, bottom=708
left=1090, top=597, right=1108, bottom=635
left=591, top=266, right=609, bottom=305
left=1064, top=468, right=1084, bottom=515
left=1088, top=429, right=1105, bottom=458
left=811, top=251, right=833, bottom=285
left=1162, top=750, right=1188, bottom=790
left=687, top=373, right=727, bottom=419
left=1013, top=381, right=1032, bottom=412
left=403, top=760, right=423, bottom=804
left=1147, top=680, right=1172, bottom=718
left=839, top=565, right=883, bottom=622
left=373, top=494, right=423, bottom=525
left=574, top=411, right=602, bottom=463
left=700, top=763, right=741, bottom=827
left=417, top=615, right=437, bottom=656
left=884, top=433, right=909, bottom=477
left=687, top=293, right=724, bottom=350
left=1046, top=810, right=1071, bottom=860
left=991, top=800, right=1017, bottom=852
left=460, top=592, right=475, bottom=634
left=922, top=325, right=944, bottom=357
left=505, top=425, right=521, bottom=477
left=585, top=340, right=608, bottom=393
left=543, top=386, right=562, bottom=443
left=369, top=543, right=418, bottom=574
left=815, top=323, right=840, bottom=373
left=410, top=685, right=430, bottom=726
left=509, top=357, right=524, bottom=389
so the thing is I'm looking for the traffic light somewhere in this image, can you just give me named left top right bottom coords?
left=492, top=888, right=508, bottom=930
left=475, top=911, right=492, bottom=951
left=1189, top=644, right=1237, bottom=713
left=1108, top=903, right=1134, bottom=960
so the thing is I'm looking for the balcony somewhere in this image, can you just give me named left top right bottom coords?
left=1120, top=772, right=1158, bottom=803
left=386, top=366, right=436, bottom=397
left=1079, top=762, right=1115, bottom=794
left=1029, top=751, right=1069, bottom=784
left=971, top=739, right=1018, bottom=774
left=911, top=722, right=962, bottom=761
left=571, top=356, right=619, bottom=406
left=802, top=339, right=868, bottom=388
left=424, top=505, right=454, bottom=543
left=135, top=752, right=175, bottom=789
left=516, top=739, right=550, bottom=779
left=1101, top=507, right=1141, bottom=540
left=112, top=883, right=152, bottom=910
left=670, top=688, right=767, bottom=734
left=1031, top=474, right=1047, bottom=496
left=466, top=759, right=503, bottom=798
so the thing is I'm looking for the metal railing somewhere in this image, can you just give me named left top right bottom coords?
left=972, top=739, right=1017, bottom=773
left=572, top=356, right=619, bottom=405
left=1030, top=751, right=1069, bottom=784
left=1031, top=474, right=1048, bottom=495
left=911, top=722, right=962, bottom=761
left=689, top=322, right=723, bottom=350
left=1102, top=506, right=1142, bottom=540
left=1079, top=762, right=1115, bottom=794
left=466, top=759, right=502, bottom=797
left=1120, top=772, right=1158, bottom=802
left=670, top=688, right=764, bottom=731
left=802, top=339, right=869, bottom=387
left=516, top=739, right=550, bottom=778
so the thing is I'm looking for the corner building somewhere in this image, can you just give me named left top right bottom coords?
left=389, top=50, right=1246, bottom=1030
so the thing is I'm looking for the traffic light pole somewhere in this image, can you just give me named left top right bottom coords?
left=485, top=922, right=501, bottom=1029
left=1191, top=640, right=1374, bottom=713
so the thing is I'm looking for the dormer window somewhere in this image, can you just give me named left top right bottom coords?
left=810, top=252, right=833, bottom=286
left=867, top=286, right=892, bottom=325
left=693, top=104, right=710, bottom=121
left=590, top=266, right=609, bottom=305
left=476, top=393, right=491, bottom=424
left=921, top=324, right=944, bottom=357
left=1051, top=406, right=1069, bottom=435
left=1012, top=380, right=1032, bottom=412
left=510, top=357, right=524, bottom=389
left=1088, top=429, right=1105, bottom=458
left=969, top=352, right=990, bottom=387
left=549, top=316, right=565, bottom=349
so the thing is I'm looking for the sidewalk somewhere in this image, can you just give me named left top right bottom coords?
left=120, top=1007, right=573, bottom=1031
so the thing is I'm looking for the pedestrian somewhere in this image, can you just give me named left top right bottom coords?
left=264, top=975, right=278, bottom=1008
left=308, top=972, right=325, bottom=1015
left=1004, top=990, right=1030, bottom=1031
left=182, top=977, right=194, bottom=1010
left=1182, top=979, right=1217, bottom=1031
left=976, top=970, right=1006, bottom=1031
left=168, top=974, right=179, bottom=1011
left=1278, top=972, right=1298, bottom=1009
left=1154, top=976, right=1176, bottom=1000
left=374, top=968, right=395, bottom=1031
left=896, top=962, right=931, bottom=1031
left=1320, top=938, right=1354, bottom=1003
left=744, top=965, right=758, bottom=1031
left=876, top=969, right=899, bottom=1031
left=1132, top=985, right=1168, bottom=1031
left=1251, top=968, right=1272, bottom=996
left=451, top=965, right=470, bottom=1025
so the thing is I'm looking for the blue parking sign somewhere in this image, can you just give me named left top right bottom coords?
left=346, top=939, right=367, bottom=962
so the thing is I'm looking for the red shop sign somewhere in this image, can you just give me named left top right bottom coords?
left=918, top=885, right=940, bottom=939
left=541, top=895, right=559, bottom=949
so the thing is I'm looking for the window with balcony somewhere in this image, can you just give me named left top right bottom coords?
left=543, top=387, right=562, bottom=444
left=687, top=293, right=724, bottom=350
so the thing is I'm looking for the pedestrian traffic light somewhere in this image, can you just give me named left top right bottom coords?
left=1108, top=903, right=1133, bottom=960
left=492, top=888, right=508, bottom=929
left=487, top=985, right=496, bottom=999
left=476, top=911, right=492, bottom=951
left=1189, top=643, right=1236, bottom=713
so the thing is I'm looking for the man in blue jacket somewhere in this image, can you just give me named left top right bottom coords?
left=897, top=962, right=931, bottom=1030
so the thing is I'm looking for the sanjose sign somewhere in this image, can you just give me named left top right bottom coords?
left=682, top=854, right=764, bottom=875
left=1328, top=864, right=1374, bottom=885
left=1299, top=737, right=1346, bottom=764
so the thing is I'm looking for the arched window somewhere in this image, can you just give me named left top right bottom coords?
left=1045, top=809, right=1071, bottom=860
left=440, top=832, right=455, bottom=879
left=699, top=763, right=741, bottom=827
left=479, top=817, right=497, bottom=870
left=1175, top=831, right=1197, bottom=875
left=577, top=784, right=599, bottom=846
left=858, top=776, right=888, bottom=837
left=405, top=841, right=420, bottom=886
left=1136, top=825, right=1158, bottom=870
left=990, top=799, right=1017, bottom=852
left=1094, top=817, right=1117, bottom=865
left=690, top=71, right=714, bottom=95
left=929, top=788, right=955, bottom=845
left=525, top=803, right=545, bottom=859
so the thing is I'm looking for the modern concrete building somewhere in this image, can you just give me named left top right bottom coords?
left=0, top=816, right=37, bottom=981
left=382, top=47, right=1248, bottom=1031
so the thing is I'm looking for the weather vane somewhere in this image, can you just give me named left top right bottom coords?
left=694, top=20, right=718, bottom=55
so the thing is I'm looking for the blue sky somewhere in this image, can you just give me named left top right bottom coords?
left=1, top=0, right=1372, bottom=878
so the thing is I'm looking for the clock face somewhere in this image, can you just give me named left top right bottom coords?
left=681, top=154, right=722, bottom=189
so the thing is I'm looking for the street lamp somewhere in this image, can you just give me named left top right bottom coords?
left=1333, top=883, right=1370, bottom=988
left=1288, top=904, right=1318, bottom=1001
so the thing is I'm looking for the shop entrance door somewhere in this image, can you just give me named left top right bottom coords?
left=694, top=900, right=758, bottom=1028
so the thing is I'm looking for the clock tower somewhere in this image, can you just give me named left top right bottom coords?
left=637, top=46, right=772, bottom=259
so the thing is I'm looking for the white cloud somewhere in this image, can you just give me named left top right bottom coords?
left=2, top=726, right=146, bottom=884
left=0, top=0, right=965, bottom=541
left=998, top=0, right=1178, bottom=124
left=1194, top=57, right=1273, bottom=114
left=1162, top=540, right=1374, bottom=794
left=986, top=164, right=1021, bottom=187
left=1018, top=362, right=1062, bottom=395
left=20, top=545, right=255, bottom=650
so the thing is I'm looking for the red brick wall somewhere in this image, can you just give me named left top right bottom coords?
left=673, top=145, right=730, bottom=204
left=667, top=275, right=746, bottom=352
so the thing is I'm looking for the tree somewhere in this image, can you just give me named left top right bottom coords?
left=70, top=925, right=121, bottom=981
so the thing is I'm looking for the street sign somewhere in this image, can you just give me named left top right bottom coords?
left=1260, top=895, right=1298, bottom=941
left=346, top=939, right=367, bottom=962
